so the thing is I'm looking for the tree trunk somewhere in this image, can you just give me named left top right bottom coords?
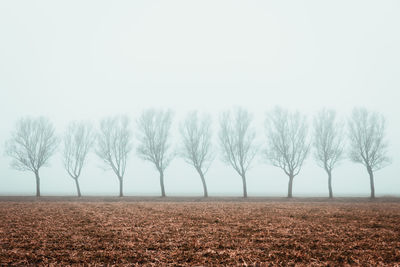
left=75, top=178, right=81, bottom=197
left=197, top=169, right=208, bottom=197
left=159, top=170, right=166, bottom=197
left=327, top=169, right=333, bottom=199
left=119, top=177, right=123, bottom=197
left=241, top=174, right=248, bottom=198
left=367, top=166, right=375, bottom=199
left=288, top=175, right=294, bottom=198
left=34, top=170, right=40, bottom=197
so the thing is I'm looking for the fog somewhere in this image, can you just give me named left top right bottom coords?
left=0, top=0, right=399, bottom=197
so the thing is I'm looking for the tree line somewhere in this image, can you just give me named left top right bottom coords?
left=4, top=107, right=390, bottom=199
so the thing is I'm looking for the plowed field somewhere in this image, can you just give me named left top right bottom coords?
left=1, top=198, right=399, bottom=266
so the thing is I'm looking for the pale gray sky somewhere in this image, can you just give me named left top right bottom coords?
left=0, top=0, right=399, bottom=196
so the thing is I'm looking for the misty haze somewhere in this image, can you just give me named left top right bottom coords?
left=0, top=0, right=399, bottom=265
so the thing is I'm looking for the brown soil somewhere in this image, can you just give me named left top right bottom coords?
left=1, top=197, right=399, bottom=266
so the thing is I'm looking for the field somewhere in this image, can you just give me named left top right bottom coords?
left=1, top=197, right=400, bottom=266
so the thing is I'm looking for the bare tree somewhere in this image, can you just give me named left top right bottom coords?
left=136, top=109, right=174, bottom=197
left=5, top=117, right=59, bottom=197
left=96, top=115, right=132, bottom=197
left=179, top=111, right=213, bottom=197
left=264, top=107, right=310, bottom=198
left=313, top=109, right=345, bottom=198
left=63, top=121, right=94, bottom=197
left=219, top=108, right=257, bottom=198
left=348, top=108, right=390, bottom=198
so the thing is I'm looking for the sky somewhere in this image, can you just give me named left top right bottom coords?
left=0, top=0, right=399, bottom=197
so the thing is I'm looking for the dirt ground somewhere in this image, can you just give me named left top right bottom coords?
left=0, top=197, right=399, bottom=266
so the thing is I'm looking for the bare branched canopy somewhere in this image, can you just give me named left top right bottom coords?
left=348, top=108, right=390, bottom=172
left=5, top=117, right=58, bottom=173
left=96, top=115, right=132, bottom=181
left=313, top=109, right=344, bottom=172
left=63, top=121, right=94, bottom=179
left=180, top=111, right=213, bottom=174
left=179, top=111, right=213, bottom=197
left=136, top=109, right=174, bottom=172
left=265, top=107, right=309, bottom=177
left=264, top=107, right=309, bottom=197
left=5, top=117, right=59, bottom=196
left=219, top=108, right=257, bottom=197
left=136, top=109, right=174, bottom=197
